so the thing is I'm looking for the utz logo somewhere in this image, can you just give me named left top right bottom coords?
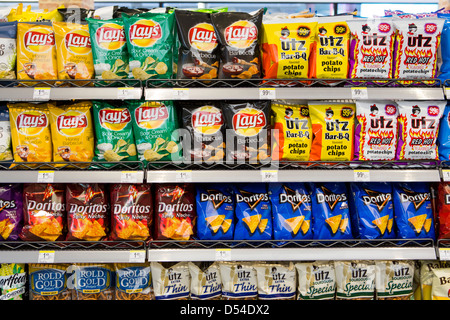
left=188, top=23, right=218, bottom=52
left=425, top=23, right=438, bottom=34
left=191, top=106, right=223, bottom=135
left=16, top=111, right=48, bottom=136
left=385, top=104, right=397, bottom=116
left=225, top=20, right=258, bottom=49
left=24, top=28, right=55, bottom=53
left=378, top=22, right=391, bottom=33
left=64, top=30, right=91, bottom=55
left=134, top=104, right=168, bottom=129
left=128, top=19, right=162, bottom=47
left=232, top=107, right=266, bottom=137
left=428, top=105, right=440, bottom=117
left=96, top=23, right=126, bottom=50
left=99, top=108, right=131, bottom=131
left=56, top=112, right=88, bottom=136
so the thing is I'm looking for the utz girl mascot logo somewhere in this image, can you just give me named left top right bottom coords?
left=24, top=27, right=55, bottom=53
left=134, top=103, right=169, bottom=129
left=16, top=111, right=48, bottom=136
left=99, top=108, right=131, bottom=131
left=191, top=106, right=223, bottom=135
left=128, top=19, right=162, bottom=47
left=96, top=23, right=126, bottom=50
left=225, top=20, right=258, bottom=49
left=232, top=107, right=266, bottom=137
left=189, top=23, right=218, bottom=52
left=64, top=30, right=91, bottom=55
left=56, top=111, right=88, bottom=137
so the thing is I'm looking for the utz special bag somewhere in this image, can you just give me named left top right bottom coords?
left=375, top=260, right=414, bottom=300
left=295, top=261, right=336, bottom=300
left=335, top=260, right=376, bottom=300
left=0, top=184, right=23, bottom=241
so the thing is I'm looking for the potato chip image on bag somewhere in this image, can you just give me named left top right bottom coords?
left=0, top=184, right=23, bottom=241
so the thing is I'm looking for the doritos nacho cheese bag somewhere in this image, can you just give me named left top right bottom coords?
left=355, top=101, right=399, bottom=161
left=396, top=101, right=445, bottom=160
left=0, top=184, right=23, bottom=241
left=269, top=182, right=313, bottom=240
left=29, top=264, right=71, bottom=300
left=262, top=18, right=317, bottom=79
left=295, top=261, right=336, bottom=300
left=393, top=182, right=435, bottom=240
left=311, top=182, right=352, bottom=240
left=17, top=22, right=57, bottom=81
left=437, top=183, right=450, bottom=239
left=347, top=18, right=395, bottom=79
left=8, top=102, right=53, bottom=163
left=151, top=261, right=190, bottom=300
left=52, top=21, right=94, bottom=81
left=0, top=21, right=17, bottom=80
left=212, top=9, right=263, bottom=80
left=271, top=101, right=312, bottom=161
left=349, top=182, right=395, bottom=239
left=308, top=102, right=355, bottom=161
left=233, top=183, right=272, bottom=240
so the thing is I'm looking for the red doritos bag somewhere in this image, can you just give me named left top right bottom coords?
left=438, top=183, right=450, bottom=239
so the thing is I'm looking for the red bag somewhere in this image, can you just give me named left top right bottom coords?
left=438, top=183, right=450, bottom=239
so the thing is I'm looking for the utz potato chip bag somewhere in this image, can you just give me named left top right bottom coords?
left=17, top=22, right=57, bottom=81
left=123, top=11, right=174, bottom=81
left=48, top=101, right=94, bottom=163
left=0, top=21, right=17, bottom=79
left=0, top=184, right=22, bottom=241
left=0, top=263, right=26, bottom=300
left=220, top=262, right=257, bottom=300
left=196, top=183, right=234, bottom=240
left=92, top=101, right=137, bottom=163
left=127, top=100, right=179, bottom=162
left=0, top=106, right=13, bottom=161
left=189, top=262, right=222, bottom=300
left=349, top=182, right=395, bottom=239
left=255, top=262, right=296, bottom=300
left=151, top=262, right=190, bottom=300
left=52, top=21, right=94, bottom=80
left=110, top=184, right=152, bottom=241
left=20, top=183, right=66, bottom=241
left=393, top=182, right=435, bottom=240
left=396, top=101, right=445, bottom=160
left=269, top=182, right=313, bottom=240
left=335, top=260, right=376, bottom=300
left=420, top=260, right=450, bottom=300
left=437, top=183, right=450, bottom=239
left=310, top=182, right=352, bottom=240
left=66, top=183, right=108, bottom=241
left=69, top=263, right=114, bottom=300
left=438, top=103, right=450, bottom=161
left=375, top=260, right=414, bottom=300
left=347, top=18, right=395, bottom=79
left=114, top=263, right=154, bottom=300
left=354, top=101, right=398, bottom=161
left=87, top=18, right=129, bottom=80
left=8, top=102, right=52, bottom=163
left=271, top=101, right=312, bottom=161
left=295, top=261, right=336, bottom=300
left=29, top=264, right=71, bottom=300
left=262, top=18, right=317, bottom=80
left=431, top=268, right=450, bottom=300
left=233, top=183, right=272, bottom=240
left=308, top=102, right=355, bottom=161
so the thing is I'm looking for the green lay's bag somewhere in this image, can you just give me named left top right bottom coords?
left=123, top=11, right=175, bottom=81
left=92, top=101, right=137, bottom=163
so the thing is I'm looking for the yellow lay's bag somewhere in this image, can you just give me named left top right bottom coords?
left=48, top=101, right=95, bottom=163
left=7, top=4, right=63, bottom=22
left=53, top=21, right=94, bottom=81
left=8, top=102, right=53, bottom=163
left=308, top=101, right=355, bottom=161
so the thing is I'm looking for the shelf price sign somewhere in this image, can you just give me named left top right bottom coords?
left=215, top=249, right=231, bottom=261
left=351, top=87, right=368, bottom=100
left=176, top=170, right=192, bottom=182
left=354, top=170, right=370, bottom=182
left=439, top=248, right=450, bottom=260
left=261, top=170, right=278, bottom=182
left=121, top=171, right=138, bottom=183
left=37, top=171, right=55, bottom=183
left=442, top=170, right=450, bottom=182
left=38, top=250, right=55, bottom=263
left=33, top=87, right=51, bottom=101
left=259, top=88, right=276, bottom=100
left=173, top=88, right=189, bottom=100
left=129, top=250, right=146, bottom=263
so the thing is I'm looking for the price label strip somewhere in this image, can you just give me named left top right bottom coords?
left=173, top=88, right=189, bottom=100
left=215, top=249, right=231, bottom=261
left=129, top=250, right=146, bottom=263
left=121, top=171, right=138, bottom=183
left=117, top=87, right=132, bottom=99
left=176, top=170, right=192, bottom=182
left=38, top=250, right=55, bottom=263
left=439, top=248, right=450, bottom=260
left=443, top=169, right=450, bottom=182
left=261, top=170, right=278, bottom=182
left=259, top=88, right=276, bottom=100
left=37, top=171, right=55, bottom=183
left=351, top=87, right=368, bottom=100
left=354, top=169, right=370, bottom=182
left=33, top=87, right=51, bottom=101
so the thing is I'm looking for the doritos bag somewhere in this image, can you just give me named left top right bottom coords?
left=310, top=182, right=352, bottom=240
left=308, top=102, right=355, bottom=161
left=0, top=184, right=23, bottom=241
left=437, top=183, right=450, bottom=239
left=0, top=21, right=17, bottom=80
left=269, top=182, right=312, bottom=240
left=349, top=182, right=395, bottom=239
left=110, top=184, right=152, bottom=241
left=233, top=183, right=272, bottom=240
left=0, top=105, right=13, bottom=162
left=393, top=182, right=435, bottom=240
left=437, top=12, right=450, bottom=83
left=196, top=183, right=234, bottom=240
left=396, top=101, right=445, bottom=160
left=354, top=101, right=399, bottom=161
left=66, top=183, right=109, bottom=241
left=438, top=103, right=450, bottom=161
left=29, top=264, right=70, bottom=300
left=20, top=183, right=66, bottom=241
left=271, top=101, right=312, bottom=161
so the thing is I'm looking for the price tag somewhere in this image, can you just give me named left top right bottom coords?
left=259, top=88, right=276, bottom=100
left=117, top=87, right=133, bottom=99
left=33, top=87, right=51, bottom=100
left=129, top=250, right=146, bottom=263
left=439, top=248, right=450, bottom=260
left=176, top=170, right=192, bottom=182
left=173, top=88, right=189, bottom=100
left=354, top=170, right=370, bottom=182
left=37, top=171, right=54, bottom=183
left=351, top=87, right=368, bottom=100
left=121, top=171, right=138, bottom=183
left=261, top=170, right=278, bottom=182
left=38, top=251, right=55, bottom=263
left=443, top=170, right=450, bottom=182
left=215, top=249, right=231, bottom=261
left=445, top=88, right=450, bottom=98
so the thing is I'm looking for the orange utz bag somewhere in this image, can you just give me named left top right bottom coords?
left=17, top=22, right=58, bottom=81
left=53, top=22, right=94, bottom=81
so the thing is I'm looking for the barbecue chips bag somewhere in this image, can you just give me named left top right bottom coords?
left=0, top=184, right=22, bottom=241
left=375, top=260, right=414, bottom=300
left=151, top=261, right=190, bottom=300
left=0, top=106, right=13, bottom=161
left=0, top=21, right=17, bottom=79
left=335, top=260, right=376, bottom=300
left=189, top=262, right=222, bottom=300
left=295, top=261, right=336, bottom=300
left=29, top=264, right=71, bottom=300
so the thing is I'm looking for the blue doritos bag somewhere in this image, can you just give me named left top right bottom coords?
left=269, top=183, right=313, bottom=240
left=438, top=103, right=450, bottom=161
left=310, top=182, right=352, bottom=240
left=349, top=182, right=395, bottom=239
left=233, top=183, right=272, bottom=240
left=438, top=12, right=450, bottom=83
left=195, top=184, right=235, bottom=240
left=393, top=182, right=436, bottom=240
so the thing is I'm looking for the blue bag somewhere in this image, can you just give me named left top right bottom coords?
left=438, top=12, right=450, bottom=83
left=438, top=103, right=450, bottom=161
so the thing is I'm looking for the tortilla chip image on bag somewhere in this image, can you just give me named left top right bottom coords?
left=0, top=183, right=23, bottom=241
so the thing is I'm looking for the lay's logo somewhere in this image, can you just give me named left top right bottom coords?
left=16, top=111, right=48, bottom=136
left=129, top=20, right=162, bottom=47
left=99, top=108, right=131, bottom=131
left=56, top=112, right=88, bottom=136
left=192, top=106, right=223, bottom=135
left=189, top=23, right=218, bottom=52
left=96, top=23, right=126, bottom=50
left=64, top=30, right=91, bottom=55
left=225, top=20, right=258, bottom=49
left=135, top=104, right=168, bottom=129
left=232, top=108, right=266, bottom=136
left=24, top=29, right=55, bottom=53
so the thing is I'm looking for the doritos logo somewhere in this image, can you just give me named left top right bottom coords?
left=200, top=190, right=232, bottom=209
left=362, top=189, right=391, bottom=212
left=279, top=186, right=311, bottom=212
left=399, top=187, right=430, bottom=210
left=236, top=190, right=268, bottom=211
left=317, top=186, right=347, bottom=211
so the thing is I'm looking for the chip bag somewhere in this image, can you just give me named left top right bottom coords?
left=220, top=261, right=258, bottom=300
left=308, top=102, right=355, bottom=161
left=92, top=101, right=137, bottom=163
left=310, top=182, right=352, bottom=240
left=271, top=101, right=312, bottom=161
left=48, top=101, right=95, bottom=163
left=375, top=260, right=414, bottom=300
left=437, top=12, right=450, bottom=83
left=114, top=263, right=154, bottom=300
left=151, top=261, right=190, bottom=300
left=0, top=105, right=13, bottom=162
left=0, top=183, right=23, bottom=241
left=437, top=182, right=450, bottom=239
left=354, top=101, right=399, bottom=161
left=189, top=262, right=222, bottom=300
left=233, top=183, right=272, bottom=240
left=295, top=261, right=336, bottom=300
left=0, top=263, right=26, bottom=300
left=431, top=268, right=450, bottom=300
left=335, top=260, right=376, bottom=300
left=438, top=103, right=450, bottom=161
left=195, top=183, right=234, bottom=240
left=255, top=262, right=296, bottom=300
left=269, top=182, right=313, bottom=240
left=110, top=183, right=152, bottom=241
left=66, top=183, right=109, bottom=241
left=29, top=264, right=71, bottom=300
left=69, top=263, right=114, bottom=300
left=0, top=21, right=17, bottom=80
left=17, top=22, right=58, bottom=81
left=420, top=260, right=450, bottom=300
left=396, top=101, right=445, bottom=160
left=393, top=182, right=435, bottom=240
left=8, top=102, right=53, bottom=163
left=52, top=21, right=94, bottom=81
